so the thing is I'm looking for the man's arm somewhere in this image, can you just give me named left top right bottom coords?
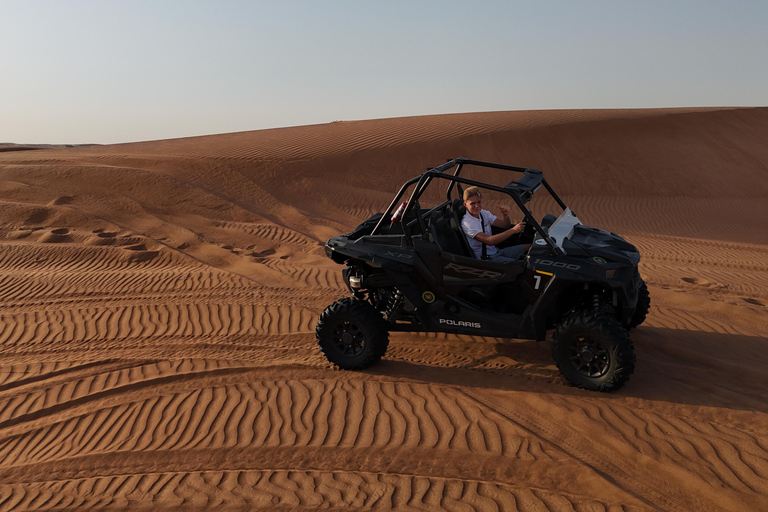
left=492, top=205, right=512, bottom=228
left=475, top=220, right=526, bottom=246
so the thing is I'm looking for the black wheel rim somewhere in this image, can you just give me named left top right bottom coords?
left=331, top=320, right=366, bottom=356
left=567, top=335, right=610, bottom=378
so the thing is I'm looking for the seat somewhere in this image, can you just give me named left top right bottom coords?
left=429, top=210, right=467, bottom=255
left=449, top=198, right=475, bottom=258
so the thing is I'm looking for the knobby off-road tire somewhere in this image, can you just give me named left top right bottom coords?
left=552, top=309, right=636, bottom=392
left=316, top=297, right=390, bottom=370
left=625, top=279, right=650, bottom=330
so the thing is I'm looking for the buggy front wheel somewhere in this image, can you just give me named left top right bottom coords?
left=316, top=297, right=389, bottom=370
left=552, top=309, right=636, bottom=392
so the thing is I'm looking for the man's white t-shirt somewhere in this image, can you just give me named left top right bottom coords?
left=461, top=210, right=497, bottom=259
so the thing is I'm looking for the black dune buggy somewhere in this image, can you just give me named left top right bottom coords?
left=316, top=158, right=649, bottom=391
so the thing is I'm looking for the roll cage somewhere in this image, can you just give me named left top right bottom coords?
left=371, top=157, right=568, bottom=255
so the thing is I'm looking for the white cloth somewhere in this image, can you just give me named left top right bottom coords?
left=461, top=210, right=497, bottom=259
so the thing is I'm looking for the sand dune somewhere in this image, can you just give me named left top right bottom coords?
left=1, top=107, right=767, bottom=511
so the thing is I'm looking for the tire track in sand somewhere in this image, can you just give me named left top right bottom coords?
left=0, top=374, right=655, bottom=510
left=461, top=389, right=760, bottom=512
left=553, top=394, right=768, bottom=498
left=0, top=384, right=653, bottom=511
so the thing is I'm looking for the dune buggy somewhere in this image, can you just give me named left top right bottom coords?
left=316, top=158, right=649, bottom=391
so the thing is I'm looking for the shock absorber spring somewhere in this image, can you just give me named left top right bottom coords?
left=592, top=294, right=601, bottom=310
left=386, top=289, right=404, bottom=319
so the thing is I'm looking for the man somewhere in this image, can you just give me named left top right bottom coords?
left=461, top=186, right=529, bottom=261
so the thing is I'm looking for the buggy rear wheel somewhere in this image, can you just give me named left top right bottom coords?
left=552, top=309, right=636, bottom=392
left=316, top=297, right=389, bottom=370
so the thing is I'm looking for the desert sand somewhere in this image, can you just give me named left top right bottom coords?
left=1, top=107, right=767, bottom=511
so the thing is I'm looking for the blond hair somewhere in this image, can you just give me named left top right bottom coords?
left=463, top=186, right=482, bottom=201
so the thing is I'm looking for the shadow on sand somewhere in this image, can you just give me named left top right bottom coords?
left=367, top=326, right=768, bottom=413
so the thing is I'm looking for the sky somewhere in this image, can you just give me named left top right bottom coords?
left=2, top=0, right=766, bottom=144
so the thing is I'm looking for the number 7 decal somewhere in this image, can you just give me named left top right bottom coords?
left=533, top=270, right=553, bottom=290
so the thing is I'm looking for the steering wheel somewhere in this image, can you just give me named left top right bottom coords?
left=523, top=218, right=536, bottom=237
